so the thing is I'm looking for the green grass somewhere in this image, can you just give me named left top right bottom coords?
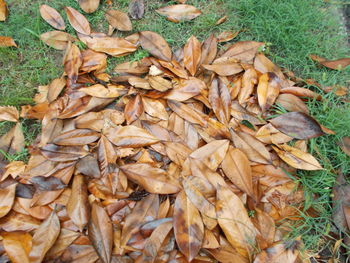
left=1, top=0, right=350, bottom=259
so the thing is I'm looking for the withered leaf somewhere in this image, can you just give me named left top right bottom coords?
left=30, top=176, right=66, bottom=191
left=97, top=135, right=117, bottom=176
left=0, top=106, right=19, bottom=122
left=0, top=183, right=16, bottom=218
left=257, top=72, right=281, bottom=112
left=105, top=125, right=159, bottom=147
left=174, top=190, right=204, bottom=261
left=129, top=0, right=144, bottom=19
left=65, top=6, right=91, bottom=35
left=0, top=36, right=17, bottom=47
left=60, top=244, right=99, bottom=263
left=29, top=211, right=60, bottom=263
left=201, top=34, right=217, bottom=65
left=156, top=4, right=201, bottom=23
left=168, top=100, right=207, bottom=127
left=202, top=62, right=243, bottom=76
left=216, top=185, right=258, bottom=257
left=124, top=94, right=144, bottom=124
left=148, top=76, right=172, bottom=92
left=0, top=123, right=25, bottom=159
left=238, top=67, right=258, bottom=104
left=221, top=41, right=264, bottom=63
left=106, top=10, right=132, bottom=31
left=46, top=228, right=80, bottom=260
left=269, top=112, right=324, bottom=139
left=142, top=96, right=168, bottom=120
left=139, top=31, right=172, bottom=61
left=309, top=54, right=350, bottom=70
left=78, top=0, right=100, bottom=14
left=184, top=35, right=201, bottom=76
left=87, top=36, right=137, bottom=57
left=209, top=77, right=231, bottom=125
left=0, top=0, right=8, bottom=21
left=63, top=42, right=82, bottom=84
left=275, top=93, right=309, bottom=114
left=165, top=77, right=204, bottom=101
left=52, top=128, right=100, bottom=145
left=40, top=144, right=89, bottom=161
left=80, top=84, right=124, bottom=98
left=2, top=231, right=32, bottom=263
left=272, top=144, right=322, bottom=170
left=88, top=202, right=113, bottom=263
left=338, top=137, right=350, bottom=157
left=120, top=163, right=181, bottom=194
left=40, top=5, right=65, bottom=30
left=255, top=123, right=293, bottom=145
left=253, top=241, right=300, bottom=263
left=40, top=31, right=76, bottom=50
left=221, top=146, right=254, bottom=198
left=217, top=30, right=239, bottom=43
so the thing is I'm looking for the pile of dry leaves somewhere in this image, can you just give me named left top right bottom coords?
left=0, top=0, right=347, bottom=263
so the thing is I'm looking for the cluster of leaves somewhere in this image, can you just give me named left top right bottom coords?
left=0, top=0, right=350, bottom=263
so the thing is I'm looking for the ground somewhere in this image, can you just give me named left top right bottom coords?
left=0, top=0, right=350, bottom=259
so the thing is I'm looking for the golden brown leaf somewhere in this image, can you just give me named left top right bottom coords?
left=0, top=0, right=8, bottom=21
left=65, top=6, right=91, bottom=35
left=148, top=75, right=172, bottom=91
left=88, top=202, right=113, bottom=263
left=238, top=67, right=258, bottom=104
left=221, top=41, right=264, bottom=63
left=40, top=144, right=89, bottom=162
left=52, top=128, right=100, bottom=145
left=78, top=0, right=100, bottom=13
left=184, top=35, right=201, bottom=76
left=106, top=10, right=132, bottom=31
left=120, top=163, right=181, bottom=194
left=272, top=144, right=322, bottom=170
left=253, top=240, right=300, bottom=263
left=257, top=72, right=281, bottom=111
left=165, top=77, right=204, bottom=101
left=275, top=94, right=309, bottom=114
left=0, top=123, right=24, bottom=159
left=200, top=34, right=217, bottom=65
left=309, top=54, right=350, bottom=70
left=174, top=190, right=204, bottom=261
left=217, top=31, right=239, bottom=43
left=46, top=229, right=80, bottom=260
left=156, top=4, right=201, bottom=23
left=255, top=123, right=293, bottom=144
left=124, top=94, right=144, bottom=124
left=0, top=183, right=16, bottom=218
left=0, top=36, right=17, bottom=47
left=80, top=84, right=123, bottom=98
left=2, top=232, right=32, bottom=263
left=139, top=31, right=172, bottom=61
left=40, top=31, right=76, bottom=50
left=29, top=211, right=60, bottom=263
left=215, top=15, right=227, bottom=25
left=87, top=36, right=137, bottom=57
left=168, top=100, right=207, bottom=127
left=209, top=77, right=231, bottom=125
left=63, top=42, right=82, bottom=84
left=142, top=96, right=168, bottom=120
left=0, top=106, right=19, bottom=122
left=40, top=5, right=65, bottom=30
left=338, top=137, right=350, bottom=157
left=202, top=62, right=243, bottom=76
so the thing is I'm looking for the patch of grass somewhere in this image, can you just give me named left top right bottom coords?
left=1, top=0, right=350, bottom=257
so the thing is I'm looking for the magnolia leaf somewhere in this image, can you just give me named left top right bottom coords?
left=106, top=10, right=132, bottom=31
left=40, top=31, right=76, bottom=50
left=40, top=5, right=65, bottom=30
left=156, top=4, right=201, bottom=23
left=139, top=31, right=172, bottom=61
left=78, top=0, right=100, bottom=13
left=2, top=232, right=32, bottom=263
left=65, top=6, right=91, bottom=35
left=184, top=35, right=201, bottom=76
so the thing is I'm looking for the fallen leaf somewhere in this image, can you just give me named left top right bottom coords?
left=2, top=231, right=32, bottom=263
left=275, top=93, right=309, bottom=114
left=202, top=62, right=243, bottom=76
left=120, top=163, right=181, bottom=194
left=87, top=36, right=137, bottom=57
left=257, top=72, right=281, bottom=111
left=29, top=211, right=60, bottom=263
left=45, top=229, right=80, bottom=259
left=200, top=34, right=217, bottom=65
left=272, top=144, right=322, bottom=170
left=142, top=96, right=168, bottom=120
left=106, top=10, right=132, bottom=31
left=215, top=15, right=227, bottom=25
left=269, top=112, right=324, bottom=139
left=30, top=176, right=66, bottom=191
left=40, top=31, right=76, bottom=50
left=217, top=31, right=239, bottom=43
left=80, top=84, right=123, bottom=98
left=139, top=31, right=172, bottom=61
left=221, top=41, right=264, bottom=63
left=0, top=123, right=25, bottom=159
left=253, top=240, right=300, bottom=263
left=168, top=100, right=207, bottom=127
left=52, top=128, right=100, bottom=145
left=78, top=0, right=100, bottom=13
left=129, top=0, right=144, bottom=19
left=40, top=5, right=65, bottom=30
left=40, top=144, right=89, bottom=162
left=184, top=35, right=201, bottom=76
left=124, top=94, right=144, bottom=124
left=88, top=202, right=113, bottom=263
left=0, top=183, right=16, bottom=218
left=63, top=42, right=83, bottom=85
left=0, top=106, right=19, bottom=122
left=174, top=190, right=204, bottom=261
left=0, top=0, right=8, bottom=21
left=148, top=75, right=172, bottom=91
left=309, top=54, right=350, bottom=70
left=332, top=172, right=350, bottom=232
left=338, top=137, right=350, bottom=156
left=209, top=77, right=231, bottom=125
left=0, top=36, right=17, bottom=47
left=156, top=4, right=201, bottom=23
left=65, top=6, right=91, bottom=35
left=165, top=77, right=204, bottom=101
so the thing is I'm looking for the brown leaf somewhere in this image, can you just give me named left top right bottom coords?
left=272, top=144, right=322, bottom=170
left=81, top=49, right=107, bottom=73
left=148, top=76, right=172, bottom=91
left=174, top=190, right=204, bottom=261
left=253, top=240, right=300, bottom=263
left=190, top=139, right=229, bottom=170
left=209, top=77, right=231, bottom=125
left=46, top=229, right=80, bottom=260
left=40, top=144, right=89, bottom=162
left=309, top=54, right=350, bottom=70
left=200, top=34, right=218, bottom=65
left=221, top=146, right=254, bottom=198
left=269, top=112, right=324, bottom=139
left=0, top=106, right=19, bottom=122
left=230, top=129, right=271, bottom=164
left=124, top=94, right=144, bottom=124
left=87, top=36, right=137, bottom=57
left=30, top=176, right=66, bottom=191
left=280, top=86, right=322, bottom=100
left=97, top=135, right=117, bottom=176
left=47, top=78, right=66, bottom=102
left=338, top=137, right=350, bottom=157
left=0, top=36, right=17, bottom=47
left=80, top=84, right=123, bottom=98
left=29, top=211, right=60, bottom=263
left=88, top=202, right=113, bottom=263
left=221, top=41, right=264, bottom=63
left=52, top=128, right=100, bottom=145
left=40, top=5, right=65, bottom=30
left=168, top=100, right=207, bottom=127
left=105, top=125, right=159, bottom=147
left=139, top=31, right=172, bottom=61
left=217, top=31, right=239, bottom=43
left=202, top=62, right=243, bottom=76
left=78, top=0, right=100, bottom=13
left=165, top=77, right=204, bottom=101
left=129, top=0, right=144, bottom=19
left=0, top=183, right=16, bottom=218
left=142, top=96, right=168, bottom=120
left=184, top=35, right=201, bottom=76
left=0, top=0, right=8, bottom=21
left=257, top=72, right=280, bottom=111
left=156, top=4, right=201, bottom=23
left=60, top=244, right=99, bottom=262
left=2, top=231, right=32, bottom=263
left=238, top=67, right=258, bottom=104
left=63, top=42, right=82, bottom=84
left=106, top=10, right=132, bottom=31
left=40, top=31, right=76, bottom=50
left=65, top=6, right=91, bottom=35
left=255, top=123, right=293, bottom=145
left=182, top=176, right=217, bottom=230
left=275, top=94, right=309, bottom=114
left=215, top=15, right=227, bottom=25
left=0, top=123, right=25, bottom=159
left=120, top=163, right=181, bottom=194
left=216, top=185, right=258, bottom=257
